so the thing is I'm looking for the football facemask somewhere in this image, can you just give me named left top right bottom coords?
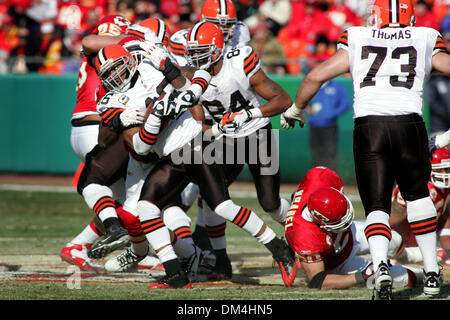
left=95, top=44, right=137, bottom=92
left=431, top=148, right=450, bottom=189
left=185, top=21, right=224, bottom=70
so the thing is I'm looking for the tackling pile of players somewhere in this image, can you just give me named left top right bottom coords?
left=59, top=0, right=450, bottom=299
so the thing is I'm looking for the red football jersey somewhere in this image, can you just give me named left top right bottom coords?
left=392, top=182, right=450, bottom=247
left=73, top=56, right=101, bottom=115
left=285, top=167, right=354, bottom=269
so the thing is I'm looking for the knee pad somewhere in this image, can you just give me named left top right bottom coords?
left=180, top=183, right=200, bottom=208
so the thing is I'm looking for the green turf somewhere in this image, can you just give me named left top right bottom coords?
left=0, top=189, right=448, bottom=302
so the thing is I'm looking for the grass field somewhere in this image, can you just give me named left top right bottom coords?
left=0, top=175, right=449, bottom=306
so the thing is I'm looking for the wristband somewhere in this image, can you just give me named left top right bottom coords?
left=162, top=59, right=181, bottom=82
left=210, top=123, right=222, bottom=137
left=248, top=108, right=263, bottom=119
left=355, top=272, right=366, bottom=284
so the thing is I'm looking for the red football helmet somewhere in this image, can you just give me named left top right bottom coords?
left=371, top=0, right=415, bottom=28
left=307, top=187, right=354, bottom=233
left=201, top=0, right=237, bottom=43
left=431, top=148, right=450, bottom=189
left=185, top=21, right=224, bottom=70
left=128, top=18, right=170, bottom=47
left=93, top=15, right=131, bottom=36
left=95, top=44, right=137, bottom=92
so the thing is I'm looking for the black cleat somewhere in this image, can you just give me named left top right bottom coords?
left=149, top=271, right=192, bottom=289
left=88, top=219, right=130, bottom=259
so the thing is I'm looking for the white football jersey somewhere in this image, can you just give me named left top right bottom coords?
left=97, top=61, right=201, bottom=157
left=199, top=45, right=270, bottom=138
left=228, top=21, right=251, bottom=50
left=338, top=26, right=445, bottom=118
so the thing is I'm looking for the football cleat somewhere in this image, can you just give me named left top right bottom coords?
left=372, top=261, right=393, bottom=300
left=181, top=246, right=203, bottom=282
left=273, top=240, right=297, bottom=287
left=205, top=252, right=232, bottom=281
left=423, top=270, right=442, bottom=296
left=138, top=253, right=164, bottom=271
left=149, top=271, right=192, bottom=289
left=104, top=247, right=146, bottom=272
left=59, top=243, right=103, bottom=272
left=88, top=225, right=130, bottom=259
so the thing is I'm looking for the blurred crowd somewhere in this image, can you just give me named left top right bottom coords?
left=0, top=0, right=448, bottom=74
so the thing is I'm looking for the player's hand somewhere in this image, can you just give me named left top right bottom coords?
left=280, top=104, right=306, bottom=129
left=361, top=263, right=375, bottom=289
left=151, top=98, right=175, bottom=119
left=219, top=111, right=251, bottom=133
left=429, top=135, right=438, bottom=158
left=141, top=42, right=168, bottom=70
left=120, top=107, right=145, bottom=127
left=174, top=90, right=197, bottom=115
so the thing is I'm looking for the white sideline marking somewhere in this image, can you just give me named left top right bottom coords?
left=0, top=183, right=362, bottom=201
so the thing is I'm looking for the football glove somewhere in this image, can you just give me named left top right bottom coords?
left=142, top=42, right=169, bottom=70
left=151, top=98, right=175, bottom=119
left=219, top=111, right=252, bottom=133
left=429, top=135, right=438, bottom=158
left=430, top=129, right=450, bottom=157
left=356, top=263, right=375, bottom=289
left=119, top=107, right=145, bottom=127
left=175, top=90, right=197, bottom=114
left=280, top=104, right=306, bottom=129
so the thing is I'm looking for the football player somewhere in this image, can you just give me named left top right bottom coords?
left=285, top=167, right=423, bottom=292
left=92, top=40, right=214, bottom=287
left=390, top=147, right=450, bottom=266
left=183, top=21, right=293, bottom=282
left=281, top=0, right=450, bottom=298
left=60, top=15, right=132, bottom=272
left=167, top=0, right=253, bottom=266
left=99, top=34, right=208, bottom=279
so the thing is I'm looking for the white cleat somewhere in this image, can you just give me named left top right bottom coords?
left=372, top=261, right=393, bottom=300
left=138, top=253, right=164, bottom=271
left=105, top=248, right=146, bottom=272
